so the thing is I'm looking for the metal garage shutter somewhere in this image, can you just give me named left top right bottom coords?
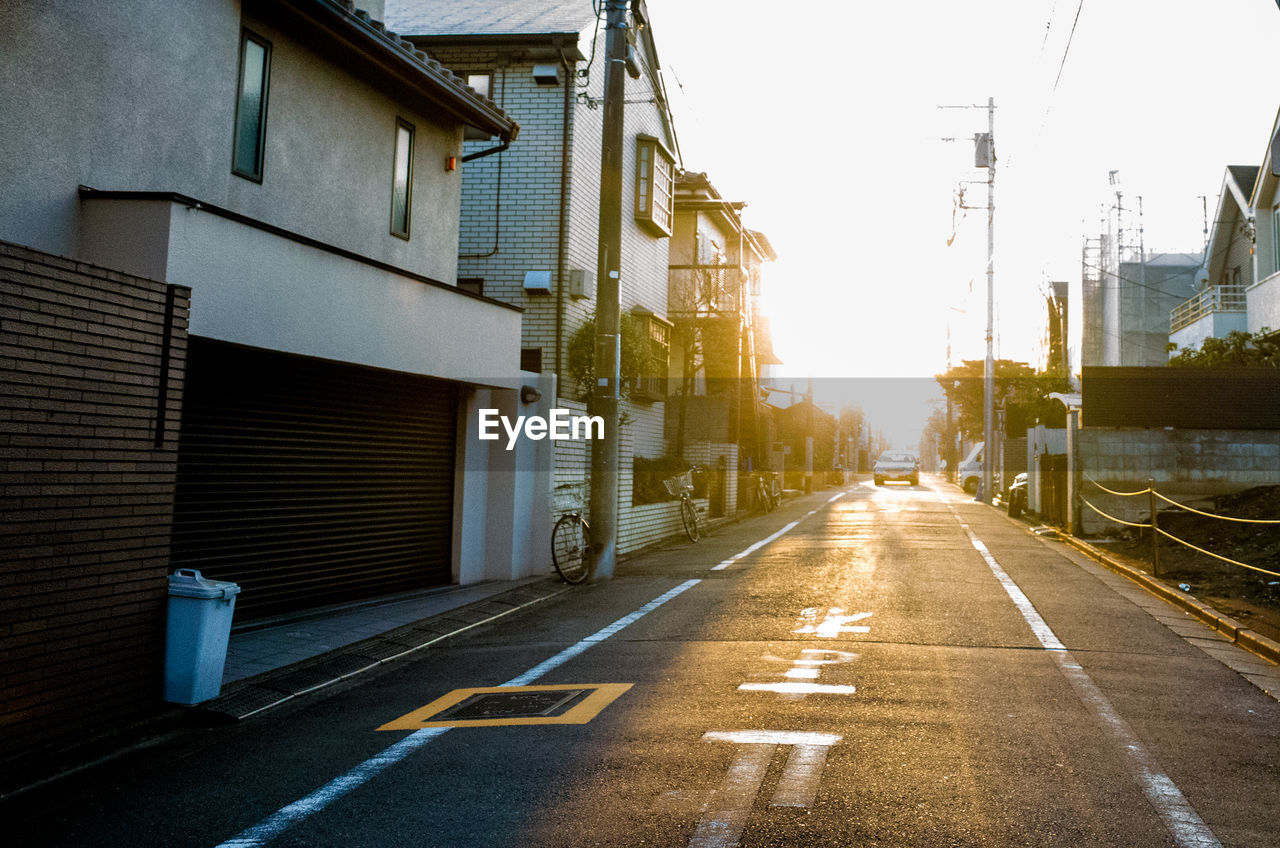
left=172, top=339, right=456, bottom=621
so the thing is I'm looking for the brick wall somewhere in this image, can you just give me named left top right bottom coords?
left=0, top=241, right=189, bottom=764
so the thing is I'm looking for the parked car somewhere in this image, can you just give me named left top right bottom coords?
left=1005, top=472, right=1027, bottom=518
left=957, top=443, right=983, bottom=494
left=874, top=451, right=919, bottom=486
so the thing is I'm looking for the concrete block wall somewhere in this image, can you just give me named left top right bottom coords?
left=0, top=241, right=190, bottom=763
left=1078, top=428, right=1280, bottom=533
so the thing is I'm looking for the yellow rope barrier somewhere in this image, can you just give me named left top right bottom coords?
left=1151, top=490, right=1280, bottom=525
left=1156, top=528, right=1280, bottom=579
left=1083, top=476, right=1151, bottom=497
left=1081, top=497, right=1151, bottom=528
left=1081, top=476, right=1279, bottom=578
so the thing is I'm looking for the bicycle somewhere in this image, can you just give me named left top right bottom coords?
left=551, top=509, right=591, bottom=584
left=664, top=467, right=701, bottom=542
left=750, top=470, right=779, bottom=513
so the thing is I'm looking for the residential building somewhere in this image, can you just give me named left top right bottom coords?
left=1, top=0, right=530, bottom=763
left=1082, top=235, right=1201, bottom=367
left=387, top=0, right=692, bottom=551
left=666, top=171, right=777, bottom=516
left=1168, top=166, right=1255, bottom=354
left=1248, top=111, right=1280, bottom=335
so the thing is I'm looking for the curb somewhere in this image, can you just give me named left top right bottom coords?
left=1060, top=534, right=1280, bottom=667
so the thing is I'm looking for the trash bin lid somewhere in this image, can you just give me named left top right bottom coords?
left=169, top=568, right=241, bottom=600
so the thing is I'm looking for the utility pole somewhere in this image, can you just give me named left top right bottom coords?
left=588, top=0, right=628, bottom=581
left=941, top=99, right=996, bottom=503
left=980, top=97, right=996, bottom=505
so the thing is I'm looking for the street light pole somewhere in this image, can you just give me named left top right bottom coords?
left=588, top=0, right=628, bottom=580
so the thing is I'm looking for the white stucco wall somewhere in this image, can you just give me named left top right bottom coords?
left=1247, top=275, right=1280, bottom=335
left=1, top=0, right=466, bottom=284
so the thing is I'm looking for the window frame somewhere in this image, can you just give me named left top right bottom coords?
left=631, top=308, right=672, bottom=402
left=231, top=29, right=272, bottom=182
left=390, top=118, right=415, bottom=240
left=634, top=135, right=675, bottom=237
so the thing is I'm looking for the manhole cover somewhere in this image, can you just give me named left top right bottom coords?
left=436, top=688, right=589, bottom=721
left=378, top=683, right=633, bottom=730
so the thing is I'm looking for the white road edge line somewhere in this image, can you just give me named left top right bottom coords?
left=711, top=491, right=845, bottom=571
left=937, top=492, right=1221, bottom=848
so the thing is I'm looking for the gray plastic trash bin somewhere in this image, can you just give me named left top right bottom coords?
left=164, top=568, right=241, bottom=704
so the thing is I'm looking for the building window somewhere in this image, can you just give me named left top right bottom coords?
left=631, top=309, right=671, bottom=401
left=232, top=31, right=271, bottom=181
left=391, top=119, right=414, bottom=239
left=458, top=277, right=484, bottom=296
left=634, top=136, right=674, bottom=237
left=462, top=72, right=492, bottom=100
left=1272, top=205, right=1280, bottom=275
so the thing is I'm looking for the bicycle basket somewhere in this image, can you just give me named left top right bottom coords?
left=663, top=469, right=695, bottom=497
left=553, top=482, right=587, bottom=512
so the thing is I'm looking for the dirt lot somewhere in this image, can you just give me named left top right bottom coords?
left=1079, top=486, right=1280, bottom=644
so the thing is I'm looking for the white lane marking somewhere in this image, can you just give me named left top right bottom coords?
left=783, top=668, right=821, bottom=680
left=963, top=532, right=1065, bottom=652
left=712, top=522, right=799, bottom=570
left=771, top=744, right=832, bottom=808
left=703, top=730, right=842, bottom=746
left=796, top=648, right=858, bottom=665
left=693, top=732, right=842, bottom=845
left=503, top=579, right=702, bottom=686
left=793, top=608, right=872, bottom=637
left=738, top=682, right=857, bottom=695
left=943, top=503, right=1221, bottom=848
left=710, top=491, right=845, bottom=572
left=688, top=743, right=774, bottom=848
left=215, top=579, right=702, bottom=848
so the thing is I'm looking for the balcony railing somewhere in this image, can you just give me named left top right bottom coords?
left=1170, top=284, right=1247, bottom=333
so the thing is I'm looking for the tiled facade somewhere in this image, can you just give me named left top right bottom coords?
left=0, top=241, right=190, bottom=762
left=410, top=10, right=681, bottom=553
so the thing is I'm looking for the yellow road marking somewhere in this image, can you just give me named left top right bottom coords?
left=377, top=683, right=633, bottom=730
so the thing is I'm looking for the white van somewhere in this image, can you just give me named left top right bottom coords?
left=957, top=443, right=983, bottom=494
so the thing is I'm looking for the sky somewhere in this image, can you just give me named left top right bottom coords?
left=652, top=0, right=1280, bottom=401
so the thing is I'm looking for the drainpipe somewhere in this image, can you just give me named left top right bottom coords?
left=461, top=139, right=510, bottom=162
left=555, top=50, right=573, bottom=395
left=460, top=67, right=507, bottom=260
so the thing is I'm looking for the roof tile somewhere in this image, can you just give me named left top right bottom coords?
left=385, top=0, right=597, bottom=37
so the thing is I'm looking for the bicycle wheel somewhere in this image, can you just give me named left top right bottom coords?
left=551, top=514, right=591, bottom=584
left=680, top=496, right=700, bottom=542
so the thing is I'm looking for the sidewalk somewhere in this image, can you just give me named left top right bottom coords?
left=204, top=578, right=572, bottom=720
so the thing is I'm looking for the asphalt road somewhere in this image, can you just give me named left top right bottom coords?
left=9, top=478, right=1280, bottom=847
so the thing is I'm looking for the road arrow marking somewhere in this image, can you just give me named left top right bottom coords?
left=793, top=607, right=872, bottom=637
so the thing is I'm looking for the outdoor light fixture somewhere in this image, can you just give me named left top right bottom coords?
left=521, top=385, right=542, bottom=404
left=445, top=156, right=457, bottom=171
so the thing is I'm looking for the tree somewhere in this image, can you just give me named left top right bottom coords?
left=934, top=360, right=1071, bottom=440
left=1167, top=329, right=1280, bottom=368
left=565, top=311, right=662, bottom=403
